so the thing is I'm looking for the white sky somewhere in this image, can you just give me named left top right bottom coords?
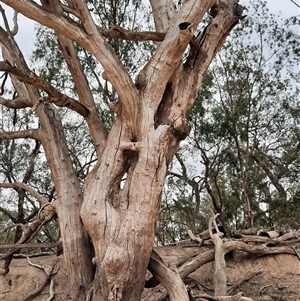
left=0, top=0, right=299, bottom=61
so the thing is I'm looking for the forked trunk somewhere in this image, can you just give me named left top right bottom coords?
left=81, top=114, right=177, bottom=300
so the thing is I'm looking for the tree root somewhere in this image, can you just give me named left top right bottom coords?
left=22, top=257, right=60, bottom=301
left=143, top=211, right=299, bottom=301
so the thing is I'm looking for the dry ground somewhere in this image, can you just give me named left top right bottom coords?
left=0, top=249, right=299, bottom=301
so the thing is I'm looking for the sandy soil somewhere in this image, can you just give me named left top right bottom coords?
left=0, top=250, right=299, bottom=301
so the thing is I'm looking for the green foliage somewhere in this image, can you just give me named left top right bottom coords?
left=158, top=0, right=300, bottom=243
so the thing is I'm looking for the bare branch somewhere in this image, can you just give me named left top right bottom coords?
left=1, top=0, right=138, bottom=121
left=0, top=223, right=27, bottom=234
left=187, top=229, right=203, bottom=245
left=24, top=257, right=59, bottom=301
left=0, top=182, right=49, bottom=205
left=172, top=0, right=246, bottom=118
left=98, top=25, right=166, bottom=42
left=148, top=251, right=189, bottom=301
left=0, top=241, right=61, bottom=250
left=0, top=61, right=90, bottom=117
left=40, top=0, right=107, bottom=156
left=0, top=96, right=31, bottom=109
left=149, top=0, right=176, bottom=32
left=11, top=10, right=19, bottom=36
left=0, top=128, right=39, bottom=140
left=137, top=0, right=214, bottom=109
left=291, top=0, right=300, bottom=8
left=209, top=211, right=227, bottom=296
left=0, top=203, right=57, bottom=274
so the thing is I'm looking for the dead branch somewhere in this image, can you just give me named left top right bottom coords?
left=0, top=241, right=62, bottom=250
left=241, top=231, right=300, bottom=246
left=0, top=204, right=56, bottom=274
left=0, top=61, right=90, bottom=117
left=23, top=257, right=59, bottom=301
left=192, top=292, right=253, bottom=301
left=258, top=284, right=272, bottom=296
left=232, top=228, right=261, bottom=238
left=0, top=129, right=40, bottom=141
left=187, top=229, right=203, bottom=245
left=143, top=238, right=295, bottom=300
left=147, top=250, right=189, bottom=301
left=0, top=223, right=27, bottom=234
left=209, top=211, right=227, bottom=296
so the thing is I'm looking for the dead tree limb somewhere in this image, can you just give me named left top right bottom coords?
left=23, top=257, right=60, bottom=301
left=147, top=250, right=189, bottom=301
left=208, top=211, right=226, bottom=296
left=192, top=292, right=253, bottom=301
left=0, top=241, right=62, bottom=250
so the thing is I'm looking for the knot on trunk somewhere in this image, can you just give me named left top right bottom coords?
left=171, top=116, right=191, bottom=140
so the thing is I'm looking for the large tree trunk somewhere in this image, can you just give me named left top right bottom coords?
left=81, top=113, right=176, bottom=299
left=0, top=1, right=246, bottom=300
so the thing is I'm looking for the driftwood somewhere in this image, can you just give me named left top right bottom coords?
left=208, top=212, right=226, bottom=296
left=143, top=213, right=300, bottom=301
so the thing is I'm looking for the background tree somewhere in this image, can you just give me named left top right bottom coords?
left=158, top=0, right=300, bottom=243
left=0, top=0, right=245, bottom=300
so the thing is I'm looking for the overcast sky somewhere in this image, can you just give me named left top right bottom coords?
left=0, top=0, right=299, bottom=60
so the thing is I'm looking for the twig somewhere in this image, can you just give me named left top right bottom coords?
left=0, top=223, right=27, bottom=234
left=258, top=284, right=271, bottom=296
left=47, top=278, right=55, bottom=301
left=191, top=291, right=254, bottom=300
left=11, top=10, right=19, bottom=36
left=14, top=251, right=58, bottom=258
left=291, top=0, right=300, bottom=8
left=227, top=270, right=262, bottom=295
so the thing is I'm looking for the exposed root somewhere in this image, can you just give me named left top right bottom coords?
left=22, top=257, right=60, bottom=301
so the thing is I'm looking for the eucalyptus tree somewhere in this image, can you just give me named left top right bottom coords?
left=0, top=0, right=245, bottom=300
left=171, top=0, right=300, bottom=233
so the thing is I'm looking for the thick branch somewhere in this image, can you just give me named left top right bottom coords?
left=148, top=252, right=189, bottom=301
left=1, top=0, right=137, bottom=121
left=149, top=0, right=176, bottom=32
left=41, top=0, right=107, bottom=156
left=0, top=129, right=39, bottom=140
left=175, top=0, right=246, bottom=116
left=0, top=96, right=31, bottom=109
left=138, top=0, right=214, bottom=108
left=209, top=212, right=227, bottom=296
left=0, top=61, right=90, bottom=117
